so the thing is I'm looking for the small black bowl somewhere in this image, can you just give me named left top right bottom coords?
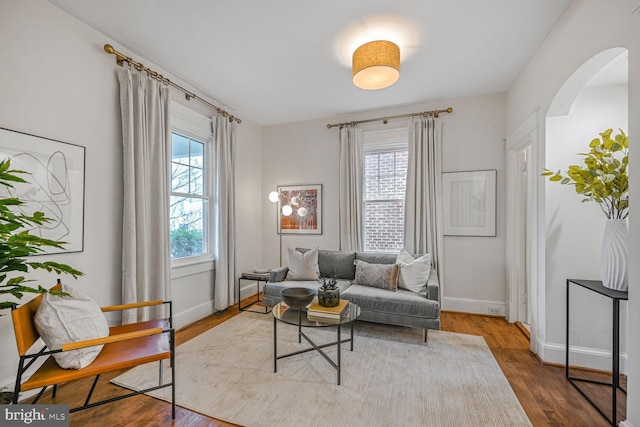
left=280, top=287, right=315, bottom=309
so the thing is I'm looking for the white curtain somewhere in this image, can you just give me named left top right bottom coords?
left=117, top=68, right=172, bottom=323
left=213, top=115, right=237, bottom=311
left=404, top=116, right=444, bottom=286
left=338, top=125, right=364, bottom=251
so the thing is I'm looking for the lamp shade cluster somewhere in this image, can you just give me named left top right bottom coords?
left=352, top=40, right=400, bottom=90
left=269, top=190, right=308, bottom=217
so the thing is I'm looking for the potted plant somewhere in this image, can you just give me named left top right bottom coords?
left=317, top=271, right=340, bottom=307
left=542, top=128, right=629, bottom=290
left=0, top=159, right=83, bottom=311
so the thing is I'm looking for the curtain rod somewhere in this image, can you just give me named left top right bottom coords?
left=103, top=44, right=241, bottom=124
left=326, top=107, right=453, bottom=129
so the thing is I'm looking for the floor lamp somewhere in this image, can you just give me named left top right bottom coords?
left=269, top=191, right=285, bottom=266
left=270, top=189, right=309, bottom=266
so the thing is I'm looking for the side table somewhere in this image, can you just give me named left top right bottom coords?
left=238, top=271, right=271, bottom=313
left=566, top=278, right=627, bottom=426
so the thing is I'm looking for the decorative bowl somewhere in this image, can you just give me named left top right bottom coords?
left=253, top=268, right=271, bottom=274
left=280, top=287, right=315, bottom=309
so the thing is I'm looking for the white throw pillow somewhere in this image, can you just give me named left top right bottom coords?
left=34, top=284, right=109, bottom=369
left=396, top=249, right=431, bottom=295
left=287, top=247, right=320, bottom=280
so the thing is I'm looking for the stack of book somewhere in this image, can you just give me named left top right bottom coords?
left=307, top=299, right=349, bottom=323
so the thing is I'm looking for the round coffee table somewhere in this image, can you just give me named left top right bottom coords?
left=272, top=302, right=360, bottom=385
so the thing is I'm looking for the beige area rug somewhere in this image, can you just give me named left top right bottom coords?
left=112, top=312, right=532, bottom=427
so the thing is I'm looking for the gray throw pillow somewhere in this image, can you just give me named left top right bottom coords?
left=354, top=260, right=399, bottom=291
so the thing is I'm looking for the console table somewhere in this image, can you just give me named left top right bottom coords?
left=565, top=278, right=627, bottom=426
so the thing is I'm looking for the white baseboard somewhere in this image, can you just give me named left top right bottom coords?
left=442, top=296, right=506, bottom=316
left=174, top=300, right=215, bottom=330
left=543, top=341, right=628, bottom=374
left=620, top=421, right=635, bottom=427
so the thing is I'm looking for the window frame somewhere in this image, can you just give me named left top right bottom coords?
left=362, top=128, right=409, bottom=253
left=170, top=105, right=215, bottom=268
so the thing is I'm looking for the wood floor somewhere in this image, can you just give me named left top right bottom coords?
left=28, top=302, right=625, bottom=426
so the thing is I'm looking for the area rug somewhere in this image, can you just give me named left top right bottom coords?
left=112, top=312, right=532, bottom=427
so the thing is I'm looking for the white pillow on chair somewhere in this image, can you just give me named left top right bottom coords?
left=34, top=284, right=109, bottom=369
left=396, top=249, right=431, bottom=296
left=286, top=247, right=320, bottom=280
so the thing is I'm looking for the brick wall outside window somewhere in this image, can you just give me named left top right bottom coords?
left=364, top=150, right=408, bottom=251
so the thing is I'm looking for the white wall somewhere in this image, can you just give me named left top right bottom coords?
left=506, top=0, right=640, bottom=424
left=262, top=93, right=508, bottom=315
left=0, top=0, right=263, bottom=389
left=545, top=85, right=628, bottom=369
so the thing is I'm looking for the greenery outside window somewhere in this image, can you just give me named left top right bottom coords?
left=170, top=132, right=210, bottom=261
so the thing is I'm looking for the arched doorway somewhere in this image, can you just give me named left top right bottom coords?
left=506, top=47, right=629, bottom=365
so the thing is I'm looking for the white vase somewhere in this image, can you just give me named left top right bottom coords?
left=600, top=219, right=629, bottom=291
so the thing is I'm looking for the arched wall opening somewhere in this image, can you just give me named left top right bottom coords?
left=544, top=47, right=628, bottom=370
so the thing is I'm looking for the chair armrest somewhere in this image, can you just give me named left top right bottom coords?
left=269, top=266, right=289, bottom=282
left=426, top=268, right=439, bottom=302
left=61, top=327, right=167, bottom=351
left=101, top=300, right=165, bottom=312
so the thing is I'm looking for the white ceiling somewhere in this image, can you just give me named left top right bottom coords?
left=48, top=0, right=574, bottom=126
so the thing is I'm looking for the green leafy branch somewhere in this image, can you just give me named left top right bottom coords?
left=542, top=128, right=629, bottom=220
left=0, top=159, right=83, bottom=311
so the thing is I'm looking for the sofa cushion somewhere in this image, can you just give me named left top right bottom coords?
left=355, top=252, right=397, bottom=265
left=297, top=248, right=356, bottom=280
left=34, top=284, right=109, bottom=369
left=396, top=249, right=431, bottom=296
left=264, top=279, right=352, bottom=301
left=343, top=285, right=439, bottom=319
left=354, top=260, right=399, bottom=291
left=287, top=247, right=319, bottom=280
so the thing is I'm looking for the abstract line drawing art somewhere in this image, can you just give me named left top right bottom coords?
left=0, top=127, right=85, bottom=254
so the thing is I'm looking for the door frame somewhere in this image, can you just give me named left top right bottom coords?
left=506, top=112, right=540, bottom=353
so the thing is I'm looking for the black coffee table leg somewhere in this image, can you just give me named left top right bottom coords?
left=273, top=316, right=277, bottom=373
left=337, top=323, right=341, bottom=385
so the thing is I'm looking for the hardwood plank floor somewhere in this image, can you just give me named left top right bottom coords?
left=27, top=302, right=625, bottom=426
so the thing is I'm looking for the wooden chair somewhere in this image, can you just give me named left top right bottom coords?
left=11, top=285, right=175, bottom=418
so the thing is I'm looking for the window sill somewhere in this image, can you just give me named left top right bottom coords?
left=171, top=259, right=215, bottom=279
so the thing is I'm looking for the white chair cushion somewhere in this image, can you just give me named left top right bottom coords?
left=286, top=247, right=320, bottom=280
left=34, top=284, right=109, bottom=369
left=396, top=249, right=431, bottom=295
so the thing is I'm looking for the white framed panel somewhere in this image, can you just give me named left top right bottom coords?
left=442, top=170, right=496, bottom=237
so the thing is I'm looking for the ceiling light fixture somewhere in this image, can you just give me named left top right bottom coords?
left=352, top=40, right=400, bottom=90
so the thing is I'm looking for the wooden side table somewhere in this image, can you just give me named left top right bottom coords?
left=565, top=278, right=628, bottom=426
left=238, top=271, right=271, bottom=313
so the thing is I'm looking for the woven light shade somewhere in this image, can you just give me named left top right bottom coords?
left=352, top=40, right=400, bottom=90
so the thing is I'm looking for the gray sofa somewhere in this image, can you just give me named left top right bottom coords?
left=264, top=249, right=440, bottom=341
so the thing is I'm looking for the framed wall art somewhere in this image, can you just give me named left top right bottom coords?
left=0, top=127, right=86, bottom=253
left=277, top=184, right=322, bottom=234
left=442, top=170, right=496, bottom=237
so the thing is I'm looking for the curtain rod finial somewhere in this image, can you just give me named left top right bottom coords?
left=104, top=44, right=115, bottom=54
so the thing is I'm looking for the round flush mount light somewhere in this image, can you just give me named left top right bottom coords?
left=352, top=40, right=400, bottom=90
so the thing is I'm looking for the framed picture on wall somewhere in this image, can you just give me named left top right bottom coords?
left=0, top=127, right=86, bottom=253
left=442, top=170, right=496, bottom=237
left=277, top=184, right=322, bottom=234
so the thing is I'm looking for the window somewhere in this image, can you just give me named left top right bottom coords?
left=170, top=132, right=209, bottom=260
left=363, top=130, right=408, bottom=252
